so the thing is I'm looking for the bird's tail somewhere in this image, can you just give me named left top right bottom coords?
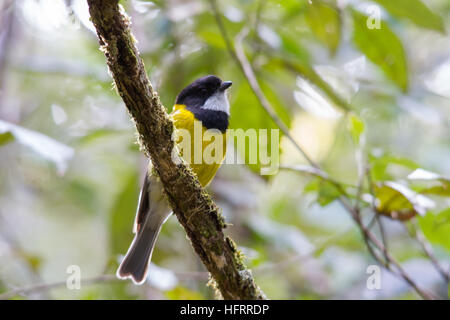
left=116, top=221, right=163, bottom=285
left=116, top=171, right=170, bottom=285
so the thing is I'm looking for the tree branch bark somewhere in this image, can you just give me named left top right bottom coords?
left=86, top=0, right=265, bottom=300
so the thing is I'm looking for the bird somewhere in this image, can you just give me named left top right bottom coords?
left=117, top=75, right=232, bottom=284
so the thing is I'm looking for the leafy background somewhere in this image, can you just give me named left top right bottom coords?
left=0, top=0, right=449, bottom=299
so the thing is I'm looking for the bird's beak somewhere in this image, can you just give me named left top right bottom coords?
left=219, top=81, right=232, bottom=91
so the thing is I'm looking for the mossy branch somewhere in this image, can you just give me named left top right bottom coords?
left=86, top=0, right=265, bottom=300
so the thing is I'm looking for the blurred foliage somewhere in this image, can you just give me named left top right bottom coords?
left=305, top=1, right=341, bottom=56
left=0, top=0, right=449, bottom=300
left=372, top=0, right=445, bottom=32
left=419, top=208, right=450, bottom=251
left=351, top=9, right=408, bottom=91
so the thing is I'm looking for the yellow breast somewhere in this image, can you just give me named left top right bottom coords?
left=171, top=104, right=227, bottom=187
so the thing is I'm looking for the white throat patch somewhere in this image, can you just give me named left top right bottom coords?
left=202, top=91, right=230, bottom=115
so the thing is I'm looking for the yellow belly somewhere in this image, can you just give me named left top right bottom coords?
left=171, top=105, right=227, bottom=187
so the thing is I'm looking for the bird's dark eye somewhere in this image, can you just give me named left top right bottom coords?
left=200, top=88, right=208, bottom=94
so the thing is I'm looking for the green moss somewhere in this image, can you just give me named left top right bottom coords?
left=215, top=207, right=227, bottom=229
left=207, top=276, right=222, bottom=299
left=226, top=237, right=246, bottom=270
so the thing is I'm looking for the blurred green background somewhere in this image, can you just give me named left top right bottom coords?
left=0, top=0, right=449, bottom=300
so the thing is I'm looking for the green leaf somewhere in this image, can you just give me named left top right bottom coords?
left=348, top=113, right=364, bottom=145
left=351, top=9, right=408, bottom=91
left=281, top=165, right=343, bottom=205
left=374, top=181, right=434, bottom=220
left=369, top=154, right=420, bottom=181
left=419, top=208, right=450, bottom=252
left=279, top=32, right=310, bottom=64
left=0, top=131, right=14, bottom=146
left=373, top=0, right=445, bottom=33
left=197, top=30, right=227, bottom=49
left=421, top=185, right=450, bottom=197
left=303, top=178, right=320, bottom=193
left=305, top=1, right=341, bottom=55
left=318, top=180, right=341, bottom=206
left=408, top=168, right=450, bottom=197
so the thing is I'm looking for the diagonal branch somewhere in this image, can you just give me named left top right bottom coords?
left=86, top=0, right=265, bottom=300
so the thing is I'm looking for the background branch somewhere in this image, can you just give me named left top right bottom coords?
left=408, top=221, right=450, bottom=284
left=0, top=270, right=211, bottom=300
left=86, top=0, right=265, bottom=300
left=0, top=275, right=117, bottom=300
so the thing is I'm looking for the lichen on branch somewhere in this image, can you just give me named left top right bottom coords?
left=86, top=0, right=265, bottom=300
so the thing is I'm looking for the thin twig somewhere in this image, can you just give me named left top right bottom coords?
left=209, top=0, right=239, bottom=64
left=408, top=221, right=450, bottom=284
left=366, top=169, right=390, bottom=267
left=0, top=275, right=117, bottom=300
left=280, top=165, right=352, bottom=197
left=0, top=270, right=213, bottom=300
left=376, top=215, right=390, bottom=266
left=354, top=162, right=366, bottom=212
left=254, top=228, right=350, bottom=274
